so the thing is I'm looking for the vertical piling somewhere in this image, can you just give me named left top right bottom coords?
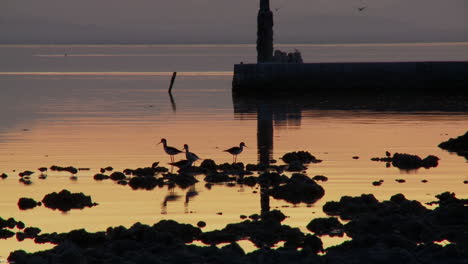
left=168, top=72, right=177, bottom=93
left=257, top=0, right=274, bottom=63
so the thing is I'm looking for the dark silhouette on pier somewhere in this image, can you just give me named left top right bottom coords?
left=233, top=0, right=468, bottom=94
left=257, top=0, right=274, bottom=62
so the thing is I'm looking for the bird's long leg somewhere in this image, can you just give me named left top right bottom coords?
left=234, top=155, right=237, bottom=163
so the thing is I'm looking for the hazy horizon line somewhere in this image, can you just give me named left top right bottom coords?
left=1, top=41, right=468, bottom=47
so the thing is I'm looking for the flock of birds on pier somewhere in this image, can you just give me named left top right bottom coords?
left=158, top=138, right=247, bottom=169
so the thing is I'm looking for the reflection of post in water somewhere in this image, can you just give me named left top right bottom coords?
left=232, top=94, right=305, bottom=215
left=257, top=103, right=273, bottom=214
left=260, top=185, right=270, bottom=214
left=257, top=104, right=273, bottom=165
left=169, top=93, right=177, bottom=113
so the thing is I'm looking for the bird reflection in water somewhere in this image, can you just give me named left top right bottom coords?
left=161, top=188, right=181, bottom=215
left=184, top=186, right=199, bottom=214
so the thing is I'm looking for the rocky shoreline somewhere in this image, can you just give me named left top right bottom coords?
left=1, top=132, right=467, bottom=263
left=4, top=191, right=467, bottom=264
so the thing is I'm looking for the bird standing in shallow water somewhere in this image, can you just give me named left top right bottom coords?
left=158, top=138, right=183, bottom=162
left=224, top=142, right=247, bottom=163
left=183, top=144, right=201, bottom=164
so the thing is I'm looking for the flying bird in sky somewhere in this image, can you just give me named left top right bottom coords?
left=358, top=6, right=367, bottom=12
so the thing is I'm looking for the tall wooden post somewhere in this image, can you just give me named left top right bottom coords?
left=257, top=0, right=274, bottom=63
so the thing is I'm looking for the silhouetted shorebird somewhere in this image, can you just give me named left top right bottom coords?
left=224, top=142, right=247, bottom=163
left=358, top=6, right=366, bottom=11
left=183, top=144, right=201, bottom=164
left=158, top=138, right=183, bottom=162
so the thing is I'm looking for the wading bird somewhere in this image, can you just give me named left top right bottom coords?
left=224, top=142, right=247, bottom=163
left=183, top=144, right=201, bottom=164
left=158, top=138, right=183, bottom=162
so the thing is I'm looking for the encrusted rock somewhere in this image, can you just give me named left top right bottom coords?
left=42, top=189, right=98, bottom=212
left=110, top=172, right=126, bottom=181
left=93, top=173, right=110, bottom=181
left=281, top=151, right=321, bottom=164
left=307, top=217, right=344, bottom=236
left=438, top=131, right=468, bottom=158
left=312, top=175, right=328, bottom=182
left=200, top=159, right=217, bottom=172
left=270, top=173, right=325, bottom=204
left=128, top=176, right=162, bottom=190
left=17, top=198, right=39, bottom=210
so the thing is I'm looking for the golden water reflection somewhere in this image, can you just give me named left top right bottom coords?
left=1, top=108, right=466, bottom=258
left=1, top=76, right=467, bottom=259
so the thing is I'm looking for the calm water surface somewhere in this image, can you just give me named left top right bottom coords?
left=0, top=43, right=468, bottom=258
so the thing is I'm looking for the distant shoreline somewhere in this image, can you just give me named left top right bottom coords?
left=1, top=42, right=468, bottom=47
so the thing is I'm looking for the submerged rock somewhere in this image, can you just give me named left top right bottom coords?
left=0, top=229, right=15, bottom=239
left=270, top=173, right=325, bottom=204
left=372, top=180, right=384, bottom=186
left=93, top=173, right=110, bottom=180
left=165, top=173, right=198, bottom=188
left=0, top=217, right=18, bottom=229
left=312, top=175, right=328, bottom=182
left=286, top=160, right=307, bottom=172
left=200, top=210, right=322, bottom=251
left=281, top=151, right=322, bottom=164
left=6, top=191, right=468, bottom=264
left=200, top=159, right=217, bottom=172
left=306, top=217, right=344, bottom=237
left=438, top=131, right=468, bottom=159
left=258, top=172, right=287, bottom=187
left=128, top=176, right=162, bottom=190
left=16, top=227, right=41, bottom=241
left=372, top=152, right=440, bottom=169
left=17, top=198, right=39, bottom=210
left=49, top=165, right=78, bottom=174
left=42, top=189, right=98, bottom=212
left=109, top=172, right=126, bottom=181
left=204, top=172, right=235, bottom=183
left=322, top=192, right=468, bottom=263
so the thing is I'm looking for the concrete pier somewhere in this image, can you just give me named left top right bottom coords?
left=232, top=61, right=468, bottom=95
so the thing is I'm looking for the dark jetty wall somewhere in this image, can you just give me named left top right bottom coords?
left=232, top=61, right=468, bottom=95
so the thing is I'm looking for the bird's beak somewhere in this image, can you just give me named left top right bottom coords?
left=157, top=142, right=161, bottom=145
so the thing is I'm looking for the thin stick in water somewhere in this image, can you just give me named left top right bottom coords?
left=168, top=72, right=177, bottom=93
